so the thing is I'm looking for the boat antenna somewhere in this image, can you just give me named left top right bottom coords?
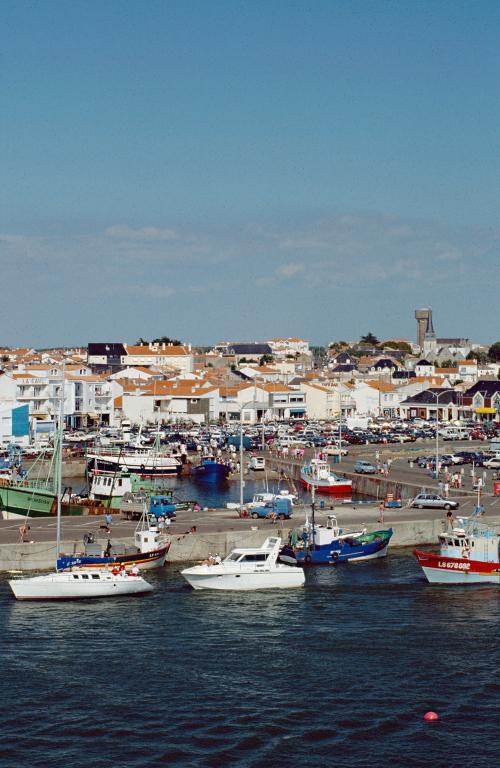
left=55, top=361, right=65, bottom=562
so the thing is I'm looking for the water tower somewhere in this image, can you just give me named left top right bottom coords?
left=415, top=308, right=433, bottom=352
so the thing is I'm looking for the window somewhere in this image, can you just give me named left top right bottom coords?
left=72, top=574, right=79, bottom=579
left=82, top=574, right=89, bottom=580
left=92, top=574, right=100, bottom=580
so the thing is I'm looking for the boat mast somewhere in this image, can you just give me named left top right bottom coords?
left=55, top=363, right=65, bottom=561
left=310, top=483, right=316, bottom=555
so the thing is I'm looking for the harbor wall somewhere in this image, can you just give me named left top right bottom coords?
left=3, top=515, right=500, bottom=571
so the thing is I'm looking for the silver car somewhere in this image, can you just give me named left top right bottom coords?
left=412, top=493, right=459, bottom=510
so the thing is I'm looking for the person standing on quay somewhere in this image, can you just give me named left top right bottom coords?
left=378, top=501, right=385, bottom=524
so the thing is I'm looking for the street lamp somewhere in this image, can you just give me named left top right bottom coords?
left=434, top=390, right=450, bottom=481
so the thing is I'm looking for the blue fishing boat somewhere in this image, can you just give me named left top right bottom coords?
left=191, top=457, right=231, bottom=482
left=280, top=515, right=393, bottom=565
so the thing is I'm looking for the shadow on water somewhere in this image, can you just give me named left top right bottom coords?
left=0, top=551, right=498, bottom=768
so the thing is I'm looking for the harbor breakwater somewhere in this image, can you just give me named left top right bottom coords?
left=4, top=513, right=500, bottom=571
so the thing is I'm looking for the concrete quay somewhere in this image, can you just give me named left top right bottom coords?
left=1, top=500, right=499, bottom=572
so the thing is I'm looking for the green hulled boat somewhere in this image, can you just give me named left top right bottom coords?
left=0, top=437, right=96, bottom=519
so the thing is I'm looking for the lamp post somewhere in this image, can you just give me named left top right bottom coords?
left=434, top=390, right=449, bottom=481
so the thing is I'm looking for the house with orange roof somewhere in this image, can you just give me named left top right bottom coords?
left=121, top=343, right=193, bottom=373
left=350, top=380, right=400, bottom=417
left=120, top=379, right=220, bottom=425
left=457, top=359, right=478, bottom=383
left=302, top=381, right=356, bottom=419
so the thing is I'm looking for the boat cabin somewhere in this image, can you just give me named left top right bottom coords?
left=439, top=524, right=500, bottom=563
left=222, top=537, right=281, bottom=566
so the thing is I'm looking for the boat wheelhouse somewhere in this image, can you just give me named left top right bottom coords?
left=414, top=506, right=500, bottom=584
left=300, top=458, right=352, bottom=495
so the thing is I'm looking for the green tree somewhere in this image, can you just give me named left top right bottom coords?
left=467, top=350, right=488, bottom=364
left=259, top=354, right=274, bottom=366
left=360, top=332, right=379, bottom=345
left=488, top=342, right=500, bottom=362
left=152, top=336, right=182, bottom=346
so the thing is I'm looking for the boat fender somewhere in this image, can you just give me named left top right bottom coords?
left=111, top=567, right=120, bottom=575
left=330, top=551, right=339, bottom=562
left=461, top=547, right=470, bottom=559
left=140, top=464, right=146, bottom=472
left=304, top=554, right=312, bottom=564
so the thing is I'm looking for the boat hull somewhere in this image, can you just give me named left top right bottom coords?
left=57, top=543, right=170, bottom=571
left=181, top=565, right=305, bottom=590
left=282, top=529, right=393, bottom=565
left=9, top=571, right=154, bottom=600
left=192, top=462, right=231, bottom=482
left=299, top=477, right=352, bottom=495
left=0, top=485, right=89, bottom=518
left=87, top=455, right=181, bottom=477
left=414, top=550, right=500, bottom=585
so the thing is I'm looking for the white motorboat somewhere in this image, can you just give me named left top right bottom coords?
left=8, top=367, right=154, bottom=602
left=181, top=536, right=305, bottom=591
left=9, top=568, right=154, bottom=600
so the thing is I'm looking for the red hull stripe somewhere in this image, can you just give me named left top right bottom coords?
left=414, top=550, right=500, bottom=575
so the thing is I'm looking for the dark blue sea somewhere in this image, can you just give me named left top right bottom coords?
left=1, top=553, right=498, bottom=768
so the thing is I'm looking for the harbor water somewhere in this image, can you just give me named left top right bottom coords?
left=69, top=472, right=371, bottom=509
left=0, top=553, right=498, bottom=767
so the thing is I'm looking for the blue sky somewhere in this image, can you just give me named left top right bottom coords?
left=1, top=0, right=499, bottom=347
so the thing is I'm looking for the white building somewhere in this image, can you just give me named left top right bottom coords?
left=121, top=343, right=193, bottom=374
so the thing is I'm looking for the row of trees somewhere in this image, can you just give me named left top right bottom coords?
left=135, top=336, right=182, bottom=346
left=467, top=343, right=500, bottom=363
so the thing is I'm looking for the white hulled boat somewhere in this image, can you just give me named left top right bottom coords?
left=9, top=568, right=153, bottom=600
left=8, top=368, right=154, bottom=601
left=181, top=536, right=305, bottom=591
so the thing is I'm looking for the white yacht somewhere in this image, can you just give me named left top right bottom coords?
left=181, top=537, right=305, bottom=591
left=9, top=569, right=154, bottom=600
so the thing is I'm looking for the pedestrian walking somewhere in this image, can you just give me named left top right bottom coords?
left=443, top=482, right=449, bottom=498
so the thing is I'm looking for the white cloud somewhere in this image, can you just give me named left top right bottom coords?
left=276, top=263, right=305, bottom=278
left=105, top=225, right=178, bottom=241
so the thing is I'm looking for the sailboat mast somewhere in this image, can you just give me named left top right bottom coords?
left=55, top=364, right=65, bottom=561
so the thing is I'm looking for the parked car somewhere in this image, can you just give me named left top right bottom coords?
left=323, top=444, right=349, bottom=456
left=483, top=456, right=500, bottom=469
left=354, top=460, right=377, bottom=474
left=411, top=493, right=459, bottom=510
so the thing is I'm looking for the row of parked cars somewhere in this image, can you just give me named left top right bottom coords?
left=412, top=451, right=500, bottom=469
